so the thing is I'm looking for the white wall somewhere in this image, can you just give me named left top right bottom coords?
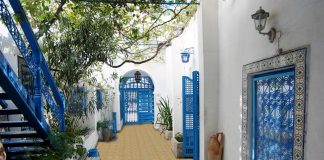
left=197, top=1, right=219, bottom=159
left=200, top=0, right=324, bottom=159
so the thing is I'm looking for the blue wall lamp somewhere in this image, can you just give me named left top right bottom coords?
left=181, top=47, right=194, bottom=63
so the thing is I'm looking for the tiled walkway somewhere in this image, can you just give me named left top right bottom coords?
left=97, top=124, right=191, bottom=160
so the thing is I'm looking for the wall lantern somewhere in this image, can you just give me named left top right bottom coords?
left=251, top=7, right=277, bottom=43
left=180, top=47, right=194, bottom=63
left=134, top=71, right=142, bottom=83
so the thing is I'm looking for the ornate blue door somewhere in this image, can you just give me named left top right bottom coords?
left=120, top=76, right=154, bottom=124
left=252, top=68, right=295, bottom=160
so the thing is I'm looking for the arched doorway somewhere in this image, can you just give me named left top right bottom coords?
left=119, top=70, right=154, bottom=124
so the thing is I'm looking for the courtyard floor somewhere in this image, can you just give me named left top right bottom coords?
left=97, top=124, right=191, bottom=160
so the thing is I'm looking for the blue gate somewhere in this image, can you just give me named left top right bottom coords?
left=120, top=76, right=154, bottom=124
left=182, top=71, right=199, bottom=158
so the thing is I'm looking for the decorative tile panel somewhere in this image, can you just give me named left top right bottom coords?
left=242, top=48, right=307, bottom=160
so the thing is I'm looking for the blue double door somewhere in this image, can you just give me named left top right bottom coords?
left=122, top=89, right=154, bottom=124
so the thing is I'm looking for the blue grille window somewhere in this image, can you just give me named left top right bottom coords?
left=68, top=87, right=87, bottom=114
left=252, top=69, right=295, bottom=160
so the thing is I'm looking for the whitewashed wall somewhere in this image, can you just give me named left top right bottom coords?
left=199, top=0, right=324, bottom=159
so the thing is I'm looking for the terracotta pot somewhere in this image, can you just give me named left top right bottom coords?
left=102, top=128, right=111, bottom=141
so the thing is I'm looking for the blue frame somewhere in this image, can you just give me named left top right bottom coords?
left=193, top=71, right=200, bottom=160
left=252, top=68, right=295, bottom=159
left=119, top=76, right=154, bottom=124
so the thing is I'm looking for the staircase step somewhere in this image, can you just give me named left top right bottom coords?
left=0, top=99, right=8, bottom=108
left=0, top=93, right=10, bottom=100
left=5, top=147, right=45, bottom=156
left=0, top=109, right=21, bottom=115
left=3, top=139, right=45, bottom=147
left=0, top=131, right=39, bottom=138
left=0, top=121, right=29, bottom=127
left=7, top=155, right=30, bottom=160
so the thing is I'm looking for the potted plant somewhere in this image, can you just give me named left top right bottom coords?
left=156, top=97, right=173, bottom=140
left=171, top=132, right=183, bottom=158
left=97, top=120, right=112, bottom=141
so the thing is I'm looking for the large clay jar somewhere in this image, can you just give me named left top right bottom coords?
left=207, top=132, right=224, bottom=160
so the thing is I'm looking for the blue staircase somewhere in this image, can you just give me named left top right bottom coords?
left=0, top=0, right=65, bottom=159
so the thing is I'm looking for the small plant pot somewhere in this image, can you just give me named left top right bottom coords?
left=102, top=128, right=111, bottom=141
left=171, top=137, right=183, bottom=158
left=164, top=130, right=172, bottom=140
left=159, top=124, right=166, bottom=133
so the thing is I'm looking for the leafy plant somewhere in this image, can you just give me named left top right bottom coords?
left=97, top=120, right=111, bottom=131
left=175, top=132, right=183, bottom=142
left=157, top=97, right=172, bottom=131
left=28, top=118, right=90, bottom=160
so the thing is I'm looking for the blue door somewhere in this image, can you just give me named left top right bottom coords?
left=252, top=68, right=295, bottom=160
left=120, top=76, right=154, bottom=124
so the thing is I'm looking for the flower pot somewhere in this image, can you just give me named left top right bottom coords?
left=171, top=137, right=183, bottom=158
left=102, top=128, right=111, bottom=141
left=159, top=124, right=166, bottom=133
left=164, top=130, right=172, bottom=140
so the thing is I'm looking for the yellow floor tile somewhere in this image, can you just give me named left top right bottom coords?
left=97, top=124, right=192, bottom=160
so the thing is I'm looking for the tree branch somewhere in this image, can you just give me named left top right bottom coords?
left=36, top=0, right=67, bottom=39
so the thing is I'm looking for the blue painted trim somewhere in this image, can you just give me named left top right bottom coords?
left=193, top=71, right=199, bottom=160
left=251, top=77, right=256, bottom=160
left=113, top=112, right=117, bottom=133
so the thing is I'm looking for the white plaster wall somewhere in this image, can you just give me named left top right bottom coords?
left=197, top=1, right=219, bottom=159
left=200, top=0, right=324, bottom=159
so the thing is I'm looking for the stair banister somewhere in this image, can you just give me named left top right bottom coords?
left=0, top=0, right=66, bottom=132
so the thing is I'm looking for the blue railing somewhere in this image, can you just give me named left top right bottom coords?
left=0, top=0, right=65, bottom=132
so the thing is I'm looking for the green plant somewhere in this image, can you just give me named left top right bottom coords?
left=175, top=132, right=183, bottom=142
left=157, top=97, right=172, bottom=131
left=97, top=120, right=111, bottom=131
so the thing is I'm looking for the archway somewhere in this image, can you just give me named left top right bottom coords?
left=119, top=70, right=154, bottom=124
